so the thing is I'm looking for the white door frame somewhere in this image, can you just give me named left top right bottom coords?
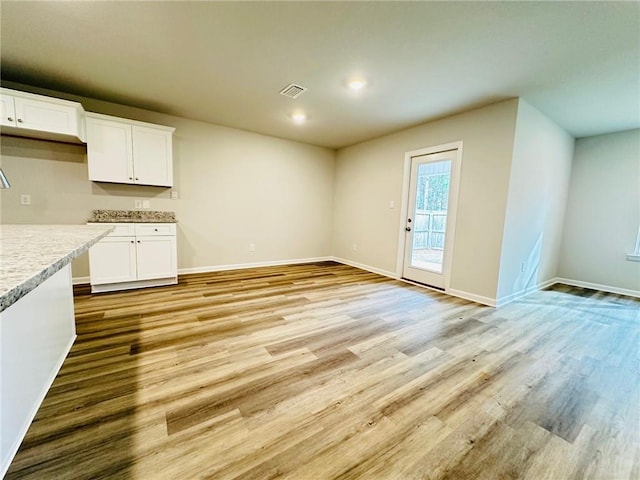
left=395, top=141, right=463, bottom=292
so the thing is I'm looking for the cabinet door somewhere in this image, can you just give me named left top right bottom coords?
left=135, top=236, right=177, bottom=280
left=86, top=117, right=134, bottom=184
left=13, top=96, right=79, bottom=136
left=132, top=126, right=173, bottom=187
left=0, top=94, right=16, bottom=127
left=89, top=237, right=137, bottom=285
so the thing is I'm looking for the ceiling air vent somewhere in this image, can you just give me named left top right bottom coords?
left=279, top=83, right=307, bottom=99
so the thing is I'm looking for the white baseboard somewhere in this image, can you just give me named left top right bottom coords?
left=494, top=277, right=558, bottom=308
left=178, top=257, right=333, bottom=276
left=553, top=277, right=640, bottom=298
left=73, top=258, right=334, bottom=284
left=78, top=258, right=639, bottom=304
left=91, top=277, right=177, bottom=293
left=72, top=258, right=333, bottom=284
left=447, top=288, right=497, bottom=307
left=330, top=257, right=397, bottom=279
left=331, top=258, right=497, bottom=307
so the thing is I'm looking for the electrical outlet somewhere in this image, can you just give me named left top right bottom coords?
left=142, top=200, right=150, bottom=209
left=352, top=243, right=358, bottom=251
left=249, top=243, right=255, bottom=252
left=389, top=200, right=395, bottom=209
left=134, top=200, right=143, bottom=209
left=20, top=194, right=31, bottom=206
left=170, top=190, right=179, bottom=200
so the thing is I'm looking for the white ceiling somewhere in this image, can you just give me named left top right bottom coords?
left=1, top=1, right=638, bottom=149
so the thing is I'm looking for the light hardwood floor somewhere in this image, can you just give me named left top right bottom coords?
left=6, top=262, right=640, bottom=479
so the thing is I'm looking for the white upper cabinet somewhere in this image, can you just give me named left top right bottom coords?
left=86, top=112, right=174, bottom=187
left=131, top=125, right=173, bottom=186
left=0, top=87, right=86, bottom=143
left=0, top=94, right=16, bottom=128
left=86, top=116, right=134, bottom=184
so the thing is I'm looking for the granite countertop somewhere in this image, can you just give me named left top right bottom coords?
left=0, top=224, right=114, bottom=313
left=88, top=209, right=177, bottom=223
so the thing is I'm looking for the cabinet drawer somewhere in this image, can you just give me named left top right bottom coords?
left=135, top=223, right=176, bottom=236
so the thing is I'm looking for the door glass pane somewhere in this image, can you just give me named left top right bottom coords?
left=410, top=160, right=451, bottom=273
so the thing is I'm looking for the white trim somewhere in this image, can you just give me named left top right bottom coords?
left=72, top=257, right=334, bottom=285
left=404, top=141, right=464, bottom=159
left=74, top=259, right=640, bottom=308
left=554, top=277, right=640, bottom=298
left=177, top=257, right=333, bottom=275
left=91, top=277, right=177, bottom=293
left=447, top=288, right=497, bottom=307
left=442, top=145, right=462, bottom=290
left=396, top=141, right=463, bottom=290
left=85, top=111, right=175, bottom=132
left=331, top=257, right=397, bottom=279
left=494, top=277, right=558, bottom=307
left=78, top=253, right=500, bottom=307
left=628, top=226, right=640, bottom=261
left=396, top=154, right=412, bottom=277
left=332, top=257, right=497, bottom=307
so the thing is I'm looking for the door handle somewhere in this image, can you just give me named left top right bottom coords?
left=405, top=227, right=411, bottom=232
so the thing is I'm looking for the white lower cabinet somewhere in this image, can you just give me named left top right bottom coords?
left=88, top=223, right=177, bottom=293
left=89, top=236, right=138, bottom=284
left=135, top=236, right=176, bottom=280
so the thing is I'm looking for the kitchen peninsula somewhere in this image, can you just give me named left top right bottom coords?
left=0, top=224, right=113, bottom=477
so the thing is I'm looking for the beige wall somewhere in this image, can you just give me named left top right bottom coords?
left=333, top=99, right=519, bottom=302
left=496, top=99, right=574, bottom=303
left=558, top=129, right=640, bottom=293
left=2, top=82, right=635, bottom=301
left=0, top=84, right=336, bottom=279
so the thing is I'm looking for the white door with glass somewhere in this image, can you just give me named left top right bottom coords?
left=402, top=148, right=461, bottom=290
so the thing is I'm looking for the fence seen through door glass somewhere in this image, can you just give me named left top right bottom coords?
left=410, top=160, right=451, bottom=273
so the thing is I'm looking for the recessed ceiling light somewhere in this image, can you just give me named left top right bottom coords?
left=347, top=78, right=367, bottom=91
left=291, top=111, right=307, bottom=124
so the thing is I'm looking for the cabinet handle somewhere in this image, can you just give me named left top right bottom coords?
left=135, top=177, right=139, bottom=181
left=17, top=118, right=23, bottom=123
left=130, top=240, right=134, bottom=244
left=154, top=228, right=158, bottom=232
left=7, top=117, right=13, bottom=122
left=137, top=240, right=141, bottom=243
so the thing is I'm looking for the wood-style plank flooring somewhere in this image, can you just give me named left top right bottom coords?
left=6, top=262, right=640, bottom=479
